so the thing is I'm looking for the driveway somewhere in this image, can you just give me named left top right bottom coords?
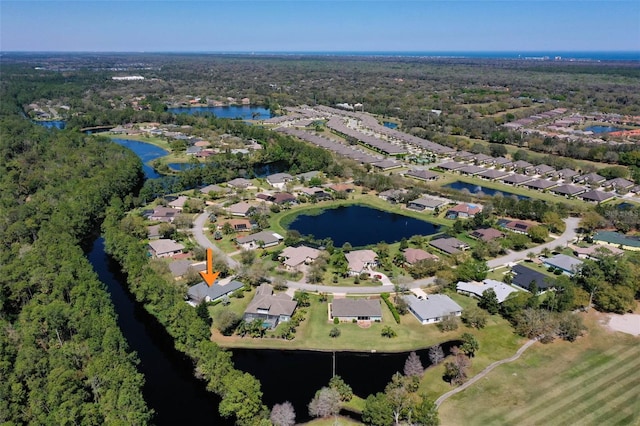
left=192, top=213, right=580, bottom=294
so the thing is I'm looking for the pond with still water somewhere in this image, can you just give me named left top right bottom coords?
left=288, top=205, right=441, bottom=247
left=112, top=138, right=168, bottom=179
left=167, top=105, right=272, bottom=120
left=445, top=181, right=528, bottom=200
left=584, top=125, right=622, bottom=134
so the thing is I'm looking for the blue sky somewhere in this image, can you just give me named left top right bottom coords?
left=1, top=1, right=639, bottom=52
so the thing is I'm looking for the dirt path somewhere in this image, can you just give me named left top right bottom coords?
left=435, top=338, right=537, bottom=408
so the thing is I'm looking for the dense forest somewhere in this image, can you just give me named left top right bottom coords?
left=0, top=110, right=151, bottom=422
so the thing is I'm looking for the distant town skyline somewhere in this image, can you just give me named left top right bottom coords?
left=1, top=1, right=639, bottom=53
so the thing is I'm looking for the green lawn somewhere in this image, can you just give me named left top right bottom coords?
left=437, top=312, right=640, bottom=426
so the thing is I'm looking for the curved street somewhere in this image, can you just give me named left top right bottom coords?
left=192, top=213, right=581, bottom=295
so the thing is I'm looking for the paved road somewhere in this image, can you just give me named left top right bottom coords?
left=192, top=214, right=580, bottom=294
left=487, top=216, right=580, bottom=269
left=435, top=338, right=537, bottom=408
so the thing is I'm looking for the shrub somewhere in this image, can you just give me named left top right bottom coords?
left=437, top=315, right=459, bottom=332
left=333, top=317, right=340, bottom=324
left=381, top=293, right=401, bottom=324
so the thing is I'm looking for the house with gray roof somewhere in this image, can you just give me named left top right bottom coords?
left=169, top=260, right=206, bottom=279
left=236, top=231, right=284, bottom=250
left=147, top=239, right=185, bottom=258
left=501, top=173, right=533, bottom=186
left=266, top=173, right=294, bottom=189
left=458, top=165, right=486, bottom=176
left=523, top=179, right=557, bottom=191
left=330, top=298, right=382, bottom=322
left=550, top=184, right=587, bottom=197
left=438, top=161, right=465, bottom=171
left=579, top=190, right=615, bottom=203
left=226, top=201, right=258, bottom=217
left=243, top=284, right=297, bottom=329
left=457, top=279, right=518, bottom=303
left=542, top=254, right=583, bottom=276
left=403, top=294, right=463, bottom=325
left=554, top=168, right=579, bottom=180
left=200, top=184, right=230, bottom=195
left=407, top=196, right=448, bottom=211
left=511, top=160, right=533, bottom=172
left=478, top=169, right=510, bottom=180
left=378, top=188, right=407, bottom=204
left=429, top=237, right=470, bottom=255
left=603, top=177, right=634, bottom=191
left=534, top=164, right=556, bottom=176
left=577, top=172, right=606, bottom=186
left=187, top=279, right=244, bottom=305
left=226, top=177, right=254, bottom=189
left=404, top=169, right=440, bottom=182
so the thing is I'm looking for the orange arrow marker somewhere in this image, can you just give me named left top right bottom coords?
left=200, top=248, right=220, bottom=287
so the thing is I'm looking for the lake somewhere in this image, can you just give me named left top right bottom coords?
left=112, top=138, right=168, bottom=179
left=584, top=125, right=622, bottom=134
left=383, top=121, right=398, bottom=129
left=444, top=181, right=528, bottom=200
left=167, top=105, right=272, bottom=120
left=288, top=205, right=441, bottom=246
left=33, top=120, right=66, bottom=129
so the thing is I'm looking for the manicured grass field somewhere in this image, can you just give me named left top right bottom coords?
left=437, top=312, right=640, bottom=426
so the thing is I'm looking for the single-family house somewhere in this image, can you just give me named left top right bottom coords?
left=403, top=294, right=463, bottom=325
left=330, top=298, right=382, bottom=322
left=270, top=192, right=297, bottom=205
left=469, top=228, right=504, bottom=242
left=279, top=246, right=322, bottom=271
left=403, top=248, right=439, bottom=265
left=577, top=173, right=606, bottom=186
left=458, top=165, right=486, bottom=176
left=404, top=169, right=440, bottom=182
left=553, top=168, right=579, bottom=180
left=150, top=206, right=179, bottom=223
left=266, top=173, right=294, bottom=189
left=147, top=224, right=161, bottom=240
left=542, top=254, right=583, bottom=275
left=169, top=260, right=206, bottom=280
left=328, top=183, right=355, bottom=193
left=148, top=239, right=185, bottom=258
left=438, top=161, right=465, bottom=171
left=168, top=195, right=189, bottom=211
left=226, top=177, right=254, bottom=189
left=345, top=250, right=379, bottom=275
left=200, top=184, right=230, bottom=196
left=236, top=231, right=284, bottom=250
left=501, top=219, right=537, bottom=235
left=534, top=164, right=556, bottom=176
left=478, top=169, right=510, bottom=180
left=429, top=237, right=470, bottom=255
left=579, top=190, right=615, bottom=203
left=446, top=203, right=482, bottom=219
left=297, top=170, right=321, bottom=181
left=378, top=189, right=407, bottom=204
left=604, top=177, right=634, bottom=191
left=218, top=218, right=253, bottom=232
left=492, top=157, right=512, bottom=169
left=593, top=231, right=640, bottom=252
left=456, top=279, right=518, bottom=303
left=407, top=197, right=448, bottom=211
left=523, top=179, right=557, bottom=191
left=511, top=264, right=555, bottom=291
left=226, top=201, right=258, bottom=217
left=572, top=244, right=624, bottom=260
left=186, top=279, right=245, bottom=305
left=550, top=184, right=587, bottom=197
left=501, top=173, right=533, bottom=186
left=243, top=283, right=297, bottom=329
left=511, top=160, right=533, bottom=172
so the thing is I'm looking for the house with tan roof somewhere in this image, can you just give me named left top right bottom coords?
left=345, top=249, right=378, bottom=275
left=226, top=201, right=258, bottom=217
left=469, top=228, right=504, bottom=242
left=403, top=248, right=439, bottom=265
left=279, top=246, right=322, bottom=271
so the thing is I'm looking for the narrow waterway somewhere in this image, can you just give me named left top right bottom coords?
left=88, top=238, right=232, bottom=426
